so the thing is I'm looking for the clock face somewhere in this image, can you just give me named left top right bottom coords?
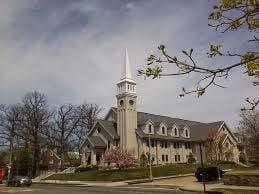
left=120, top=100, right=124, bottom=106
left=129, top=100, right=134, bottom=106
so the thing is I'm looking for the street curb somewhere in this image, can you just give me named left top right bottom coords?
left=34, top=180, right=128, bottom=187
left=33, top=182, right=92, bottom=187
left=179, top=186, right=259, bottom=193
left=179, top=187, right=205, bottom=193
left=39, top=173, right=194, bottom=186
left=126, top=173, right=194, bottom=185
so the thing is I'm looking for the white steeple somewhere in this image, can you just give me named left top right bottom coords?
left=121, top=48, right=132, bottom=80
left=117, top=49, right=136, bottom=97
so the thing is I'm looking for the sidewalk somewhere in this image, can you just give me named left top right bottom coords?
left=139, top=175, right=259, bottom=192
left=33, top=179, right=128, bottom=187
left=180, top=182, right=259, bottom=193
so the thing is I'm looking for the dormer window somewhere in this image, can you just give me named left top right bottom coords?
left=148, top=125, right=152, bottom=133
left=184, top=127, right=190, bottom=138
left=145, top=120, right=154, bottom=134
left=162, top=127, right=165, bottom=134
left=174, top=128, right=178, bottom=136
left=160, top=123, right=167, bottom=135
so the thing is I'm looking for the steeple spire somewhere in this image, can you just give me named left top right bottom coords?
left=121, top=48, right=132, bottom=80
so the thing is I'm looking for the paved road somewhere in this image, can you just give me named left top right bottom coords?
left=0, top=184, right=196, bottom=194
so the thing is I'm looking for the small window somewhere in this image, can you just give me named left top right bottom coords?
left=148, top=125, right=152, bottom=133
left=151, top=140, right=155, bottom=147
left=174, top=142, right=180, bottom=149
left=185, top=130, right=189, bottom=137
left=147, top=140, right=149, bottom=147
left=129, top=100, right=134, bottom=105
left=174, top=128, right=178, bottom=136
left=162, top=127, right=165, bottom=134
left=162, top=155, right=165, bottom=162
left=177, top=155, right=181, bottom=162
left=185, top=142, right=191, bottom=149
left=165, top=141, right=168, bottom=148
left=166, top=155, right=168, bottom=162
left=108, top=141, right=110, bottom=149
left=50, top=151, right=53, bottom=156
left=174, top=155, right=177, bottom=162
left=97, top=127, right=101, bottom=133
left=49, top=160, right=54, bottom=165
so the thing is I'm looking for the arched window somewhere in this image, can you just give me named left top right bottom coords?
left=148, top=124, right=152, bottom=133
left=162, top=126, right=165, bottom=134
left=185, top=129, right=188, bottom=137
left=174, top=128, right=178, bottom=136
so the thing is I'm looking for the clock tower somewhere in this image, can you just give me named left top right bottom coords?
left=116, top=49, right=138, bottom=157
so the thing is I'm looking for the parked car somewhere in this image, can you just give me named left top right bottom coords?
left=6, top=176, right=32, bottom=187
left=195, top=167, right=225, bottom=182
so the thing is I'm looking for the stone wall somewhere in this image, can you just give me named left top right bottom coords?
left=223, top=174, right=259, bottom=187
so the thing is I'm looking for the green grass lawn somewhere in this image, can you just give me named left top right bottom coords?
left=226, top=166, right=259, bottom=175
left=45, top=163, right=242, bottom=182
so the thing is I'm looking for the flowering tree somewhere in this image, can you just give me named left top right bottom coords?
left=102, top=148, right=138, bottom=169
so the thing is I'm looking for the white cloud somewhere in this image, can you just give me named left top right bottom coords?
left=0, top=0, right=258, bottom=129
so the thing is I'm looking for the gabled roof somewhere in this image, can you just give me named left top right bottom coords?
left=111, top=107, right=203, bottom=127
left=190, top=121, right=224, bottom=141
left=87, top=108, right=232, bottom=144
left=97, top=119, right=119, bottom=139
left=88, top=136, right=106, bottom=148
left=137, top=111, right=203, bottom=127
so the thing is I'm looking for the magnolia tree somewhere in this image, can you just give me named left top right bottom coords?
left=101, top=148, right=138, bottom=169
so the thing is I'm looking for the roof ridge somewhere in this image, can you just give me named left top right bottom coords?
left=110, top=107, right=224, bottom=125
left=137, top=110, right=206, bottom=125
left=206, top=121, right=224, bottom=124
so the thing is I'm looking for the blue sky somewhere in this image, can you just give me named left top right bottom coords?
left=0, top=0, right=258, bottom=128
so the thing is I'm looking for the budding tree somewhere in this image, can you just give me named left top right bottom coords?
left=139, top=0, right=259, bottom=110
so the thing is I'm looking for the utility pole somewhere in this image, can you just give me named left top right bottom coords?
left=148, top=134, right=153, bottom=181
left=199, top=141, right=206, bottom=194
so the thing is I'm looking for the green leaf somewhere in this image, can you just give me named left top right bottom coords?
left=158, top=44, right=165, bottom=50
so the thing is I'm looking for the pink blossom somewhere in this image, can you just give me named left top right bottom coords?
left=101, top=148, right=138, bottom=168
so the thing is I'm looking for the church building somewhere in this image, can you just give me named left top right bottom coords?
left=80, top=50, right=242, bottom=165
